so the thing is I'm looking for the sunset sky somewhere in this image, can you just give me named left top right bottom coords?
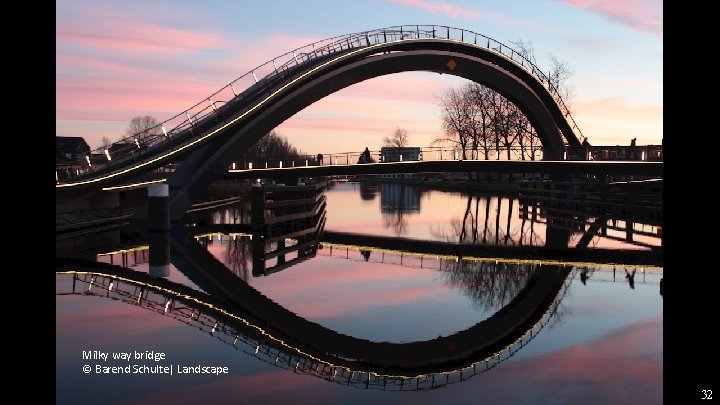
left=56, top=0, right=662, bottom=154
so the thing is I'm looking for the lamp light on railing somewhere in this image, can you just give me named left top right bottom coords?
left=104, top=149, right=111, bottom=161
left=230, top=85, right=237, bottom=97
left=162, top=126, right=168, bottom=137
left=209, top=100, right=217, bottom=111
left=186, top=112, right=193, bottom=126
left=248, top=162, right=253, bottom=169
left=85, top=155, right=91, bottom=167
left=135, top=138, right=140, bottom=149
left=231, top=162, right=236, bottom=170
left=279, top=161, right=283, bottom=168
left=563, top=151, right=567, bottom=160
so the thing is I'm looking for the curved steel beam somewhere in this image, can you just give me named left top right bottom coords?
left=162, top=226, right=573, bottom=374
left=167, top=41, right=574, bottom=219
left=57, top=37, right=581, bottom=202
left=57, top=264, right=572, bottom=390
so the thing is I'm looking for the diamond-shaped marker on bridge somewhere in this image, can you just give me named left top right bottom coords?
left=446, top=59, right=457, bottom=71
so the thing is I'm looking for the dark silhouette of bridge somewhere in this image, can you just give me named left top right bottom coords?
left=56, top=25, right=611, bottom=220
left=57, top=253, right=574, bottom=389
left=226, top=160, right=663, bottom=181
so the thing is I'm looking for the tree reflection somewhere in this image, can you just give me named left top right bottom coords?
left=224, top=236, right=252, bottom=282
left=430, top=195, right=543, bottom=246
left=438, top=259, right=537, bottom=312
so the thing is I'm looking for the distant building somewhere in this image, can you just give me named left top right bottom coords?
left=379, top=146, right=422, bottom=179
left=379, top=147, right=421, bottom=162
left=56, top=136, right=90, bottom=163
left=56, top=137, right=91, bottom=178
left=380, top=183, right=420, bottom=213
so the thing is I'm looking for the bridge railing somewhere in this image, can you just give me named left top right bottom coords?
left=223, top=144, right=661, bottom=173
left=58, top=25, right=587, bottom=184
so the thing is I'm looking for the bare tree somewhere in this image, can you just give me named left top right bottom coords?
left=241, top=130, right=304, bottom=166
left=126, top=115, right=161, bottom=145
left=383, top=127, right=409, bottom=148
left=548, top=54, right=576, bottom=109
left=437, top=40, right=575, bottom=164
left=100, top=136, right=111, bottom=149
left=436, top=86, right=473, bottom=159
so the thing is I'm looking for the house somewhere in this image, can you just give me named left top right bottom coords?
left=56, top=136, right=91, bottom=179
left=56, top=136, right=90, bottom=163
left=379, top=146, right=422, bottom=179
left=379, top=147, right=421, bottom=162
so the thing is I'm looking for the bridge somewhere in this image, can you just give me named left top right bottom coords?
left=226, top=160, right=663, bottom=181
left=56, top=24, right=602, bottom=219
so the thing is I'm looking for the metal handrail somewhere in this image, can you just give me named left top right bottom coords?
left=58, top=25, right=585, bottom=184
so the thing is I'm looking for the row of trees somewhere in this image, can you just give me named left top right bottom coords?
left=436, top=40, right=574, bottom=161
left=240, top=130, right=303, bottom=163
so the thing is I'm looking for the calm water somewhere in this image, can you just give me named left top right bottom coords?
left=56, top=182, right=662, bottom=404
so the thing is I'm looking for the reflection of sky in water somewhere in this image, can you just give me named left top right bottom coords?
left=58, top=183, right=661, bottom=403
left=56, top=262, right=661, bottom=404
left=324, top=181, right=660, bottom=250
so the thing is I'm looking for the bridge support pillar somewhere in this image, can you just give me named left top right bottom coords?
left=148, top=183, right=170, bottom=278
left=251, top=185, right=266, bottom=276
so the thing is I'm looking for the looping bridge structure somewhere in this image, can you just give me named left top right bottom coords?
left=56, top=25, right=588, bottom=218
left=57, top=256, right=574, bottom=389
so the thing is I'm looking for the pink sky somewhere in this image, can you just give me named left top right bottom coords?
left=56, top=1, right=662, bottom=152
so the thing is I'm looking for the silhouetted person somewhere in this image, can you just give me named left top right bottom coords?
left=659, top=277, right=663, bottom=297
left=360, top=249, right=371, bottom=261
left=629, top=138, right=637, bottom=159
left=358, top=147, right=371, bottom=164
left=580, top=268, right=589, bottom=285
left=625, top=269, right=636, bottom=289
left=316, top=153, right=323, bottom=165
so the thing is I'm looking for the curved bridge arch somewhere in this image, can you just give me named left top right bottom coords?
left=56, top=26, right=585, bottom=212
left=57, top=248, right=574, bottom=382
left=166, top=226, right=573, bottom=375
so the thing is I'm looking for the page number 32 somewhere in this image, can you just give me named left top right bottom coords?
left=702, top=390, right=713, bottom=399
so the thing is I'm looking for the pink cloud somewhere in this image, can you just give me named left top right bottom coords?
left=382, top=0, right=526, bottom=26
left=555, top=0, right=662, bottom=36
left=384, top=0, right=483, bottom=20
left=56, top=20, right=227, bottom=55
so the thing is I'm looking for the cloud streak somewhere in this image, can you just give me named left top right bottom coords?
left=381, top=0, right=531, bottom=28
left=383, top=0, right=483, bottom=20
left=554, top=0, right=662, bottom=36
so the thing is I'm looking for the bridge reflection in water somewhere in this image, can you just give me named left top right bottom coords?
left=57, top=257, right=574, bottom=391
left=56, top=183, right=661, bottom=391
